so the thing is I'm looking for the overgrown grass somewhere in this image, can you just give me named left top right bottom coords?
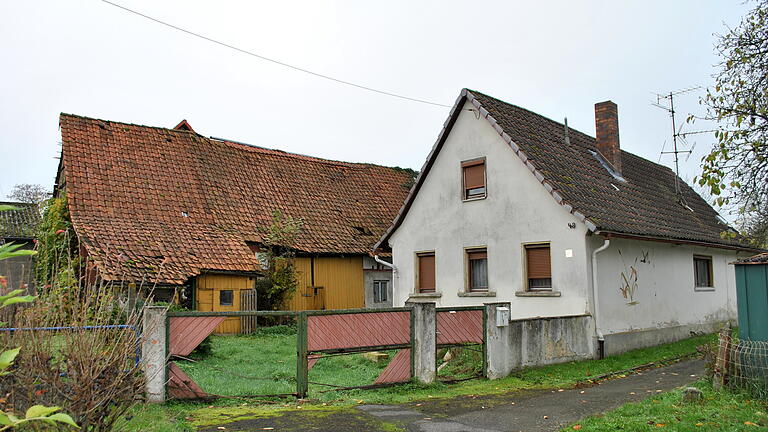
left=127, top=332, right=718, bottom=431
left=177, top=326, right=393, bottom=397
left=563, top=380, right=768, bottom=431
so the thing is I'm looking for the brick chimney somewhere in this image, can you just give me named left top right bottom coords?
left=594, top=101, right=621, bottom=173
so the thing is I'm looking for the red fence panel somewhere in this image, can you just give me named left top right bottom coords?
left=436, top=310, right=483, bottom=345
left=169, top=316, right=226, bottom=356
left=307, top=311, right=410, bottom=351
left=168, top=362, right=208, bottom=399
left=374, top=349, right=411, bottom=384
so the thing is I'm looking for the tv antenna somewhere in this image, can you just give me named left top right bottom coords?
left=651, top=86, right=702, bottom=200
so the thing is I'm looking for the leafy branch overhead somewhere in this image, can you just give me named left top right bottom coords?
left=695, top=0, right=768, bottom=210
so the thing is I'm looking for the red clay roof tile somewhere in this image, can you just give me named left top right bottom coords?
left=59, top=114, right=414, bottom=285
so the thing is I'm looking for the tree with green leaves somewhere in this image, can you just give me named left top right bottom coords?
left=696, top=0, right=767, bottom=212
left=255, top=211, right=304, bottom=311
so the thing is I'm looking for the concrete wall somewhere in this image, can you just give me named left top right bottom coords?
left=507, top=314, right=595, bottom=369
left=589, top=236, right=744, bottom=355
left=388, top=100, right=591, bottom=319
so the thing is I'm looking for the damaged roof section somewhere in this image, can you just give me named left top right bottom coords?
left=58, top=114, right=414, bottom=284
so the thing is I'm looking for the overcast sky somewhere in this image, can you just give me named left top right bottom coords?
left=0, top=0, right=751, bottom=208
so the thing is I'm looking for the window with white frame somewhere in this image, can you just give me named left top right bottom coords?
left=373, top=280, right=388, bottom=303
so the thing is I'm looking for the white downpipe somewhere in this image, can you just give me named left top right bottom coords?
left=374, top=254, right=397, bottom=275
left=591, top=237, right=611, bottom=344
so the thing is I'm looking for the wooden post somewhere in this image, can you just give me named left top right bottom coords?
left=714, top=323, right=732, bottom=390
left=296, top=312, right=309, bottom=398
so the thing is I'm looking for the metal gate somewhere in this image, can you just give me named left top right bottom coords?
left=436, top=307, right=486, bottom=380
left=302, top=308, right=414, bottom=394
left=165, top=306, right=486, bottom=400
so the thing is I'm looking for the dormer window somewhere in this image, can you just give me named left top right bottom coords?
left=462, top=158, right=486, bottom=200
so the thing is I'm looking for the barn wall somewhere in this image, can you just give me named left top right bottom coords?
left=288, top=256, right=365, bottom=311
left=195, top=274, right=253, bottom=334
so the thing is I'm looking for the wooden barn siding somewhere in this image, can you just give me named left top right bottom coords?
left=288, top=256, right=364, bottom=311
left=195, top=274, right=252, bottom=334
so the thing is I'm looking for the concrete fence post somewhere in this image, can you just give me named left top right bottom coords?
left=485, top=302, right=512, bottom=379
left=142, top=306, right=167, bottom=403
left=408, top=301, right=436, bottom=384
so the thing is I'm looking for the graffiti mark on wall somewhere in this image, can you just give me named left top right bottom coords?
left=618, top=249, right=639, bottom=305
left=640, top=250, right=650, bottom=264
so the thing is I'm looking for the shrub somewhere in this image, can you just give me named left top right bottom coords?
left=5, top=282, right=146, bottom=431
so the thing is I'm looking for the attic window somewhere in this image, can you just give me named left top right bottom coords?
left=462, top=158, right=486, bottom=200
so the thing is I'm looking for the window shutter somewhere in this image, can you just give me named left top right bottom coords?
left=526, top=246, right=551, bottom=279
left=418, top=254, right=436, bottom=292
left=468, top=250, right=487, bottom=260
left=463, top=163, right=485, bottom=190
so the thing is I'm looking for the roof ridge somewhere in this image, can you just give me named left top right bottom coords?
left=465, top=89, right=596, bottom=144
left=60, top=113, right=413, bottom=173
left=0, top=201, right=37, bottom=206
left=465, top=90, right=680, bottom=175
left=211, top=137, right=408, bottom=171
left=60, top=112, right=197, bottom=135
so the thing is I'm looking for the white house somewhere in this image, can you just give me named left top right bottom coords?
left=375, top=89, right=757, bottom=356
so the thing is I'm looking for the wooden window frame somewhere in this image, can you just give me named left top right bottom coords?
left=464, top=246, right=489, bottom=293
left=524, top=242, right=553, bottom=291
left=415, top=251, right=436, bottom=293
left=693, top=255, right=714, bottom=290
left=461, top=158, right=487, bottom=201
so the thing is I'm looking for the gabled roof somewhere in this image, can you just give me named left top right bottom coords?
left=376, top=89, right=753, bottom=252
left=0, top=201, right=40, bottom=240
left=58, top=114, right=414, bottom=285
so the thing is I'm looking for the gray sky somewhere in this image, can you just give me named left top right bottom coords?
left=0, top=0, right=751, bottom=209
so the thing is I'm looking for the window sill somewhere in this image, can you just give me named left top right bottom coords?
left=462, top=196, right=487, bottom=203
left=515, top=290, right=561, bottom=297
left=694, top=287, right=716, bottom=292
left=409, top=292, right=442, bottom=299
left=458, top=291, right=496, bottom=297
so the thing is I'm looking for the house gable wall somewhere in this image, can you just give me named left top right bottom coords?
left=389, top=100, right=590, bottom=318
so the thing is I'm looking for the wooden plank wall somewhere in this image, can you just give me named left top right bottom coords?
left=195, top=274, right=252, bottom=334
left=240, top=289, right=258, bottom=334
left=287, top=256, right=364, bottom=311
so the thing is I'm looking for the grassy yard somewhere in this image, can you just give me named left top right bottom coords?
left=177, top=325, right=398, bottom=397
left=177, top=326, right=483, bottom=398
left=563, top=380, right=768, bottom=431
left=123, top=331, right=719, bottom=431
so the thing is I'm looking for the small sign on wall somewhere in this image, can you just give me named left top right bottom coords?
left=565, top=249, right=573, bottom=258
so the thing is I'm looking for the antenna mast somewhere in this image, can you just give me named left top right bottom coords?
left=652, top=86, right=700, bottom=198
